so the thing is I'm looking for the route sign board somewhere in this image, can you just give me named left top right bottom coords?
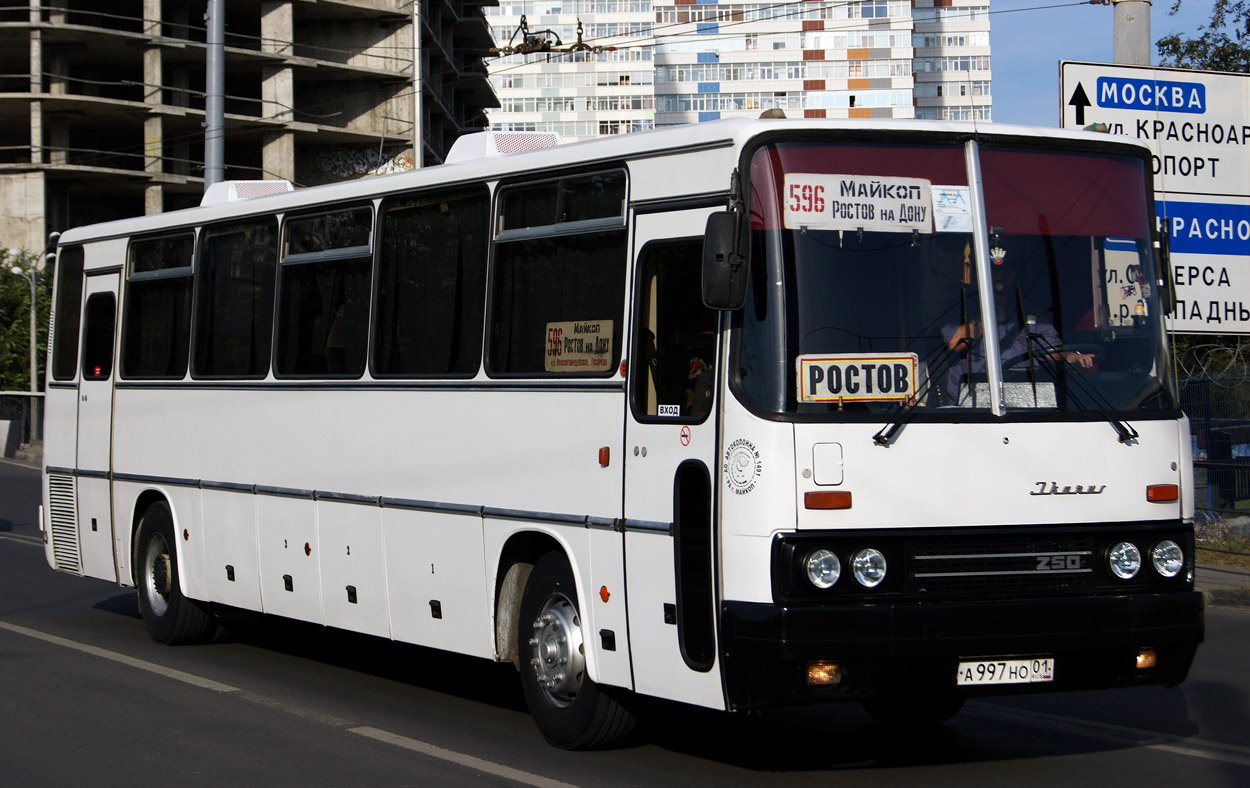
left=1061, top=61, right=1250, bottom=334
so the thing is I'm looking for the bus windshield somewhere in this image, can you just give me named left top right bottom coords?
left=736, top=138, right=1177, bottom=419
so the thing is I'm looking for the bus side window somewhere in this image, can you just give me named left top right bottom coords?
left=81, top=293, right=116, bottom=380
left=51, top=245, right=85, bottom=381
left=276, top=207, right=373, bottom=378
left=489, top=170, right=628, bottom=376
left=122, top=233, right=194, bottom=379
left=632, top=241, right=718, bottom=421
left=193, top=220, right=278, bottom=379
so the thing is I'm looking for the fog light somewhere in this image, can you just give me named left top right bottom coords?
left=805, top=549, right=841, bottom=589
left=806, top=661, right=842, bottom=686
left=1109, top=541, right=1141, bottom=579
left=852, top=548, right=887, bottom=588
left=1136, top=647, right=1157, bottom=670
left=1151, top=540, right=1183, bottom=578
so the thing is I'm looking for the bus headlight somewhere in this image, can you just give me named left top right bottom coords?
left=852, top=548, right=887, bottom=588
left=804, top=549, right=841, bottom=589
left=1151, top=540, right=1184, bottom=578
left=1109, top=541, right=1142, bottom=579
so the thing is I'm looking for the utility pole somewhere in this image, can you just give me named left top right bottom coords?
left=204, top=0, right=225, bottom=189
left=1112, top=0, right=1152, bottom=65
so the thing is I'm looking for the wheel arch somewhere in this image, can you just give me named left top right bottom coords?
left=129, top=488, right=175, bottom=587
left=494, top=529, right=569, bottom=667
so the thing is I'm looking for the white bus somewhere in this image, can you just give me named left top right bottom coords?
left=41, top=118, right=1203, bottom=748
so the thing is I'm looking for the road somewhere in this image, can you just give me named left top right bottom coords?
left=1, top=457, right=1249, bottom=787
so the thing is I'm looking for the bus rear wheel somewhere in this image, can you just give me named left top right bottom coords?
left=518, top=551, right=635, bottom=749
left=134, top=501, right=215, bottom=645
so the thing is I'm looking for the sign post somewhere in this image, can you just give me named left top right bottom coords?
left=1060, top=61, right=1250, bottom=334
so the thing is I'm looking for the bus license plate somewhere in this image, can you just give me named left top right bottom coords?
left=956, top=658, right=1054, bottom=686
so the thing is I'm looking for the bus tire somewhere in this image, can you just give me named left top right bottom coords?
left=862, top=695, right=965, bottom=728
left=518, top=551, right=636, bottom=749
left=134, top=501, right=215, bottom=645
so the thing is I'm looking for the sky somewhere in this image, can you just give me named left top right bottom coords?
left=991, top=1, right=1216, bottom=127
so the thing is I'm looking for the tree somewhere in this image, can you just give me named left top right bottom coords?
left=1157, top=1, right=1250, bottom=72
left=0, top=247, right=52, bottom=393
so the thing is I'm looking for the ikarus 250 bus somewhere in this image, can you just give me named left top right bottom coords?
left=41, top=118, right=1203, bottom=748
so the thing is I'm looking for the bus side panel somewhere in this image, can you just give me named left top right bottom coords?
left=624, top=531, right=723, bottom=708
left=319, top=501, right=390, bottom=639
left=202, top=489, right=262, bottom=611
left=587, top=527, right=632, bottom=689
left=386, top=509, right=492, bottom=658
left=257, top=496, right=322, bottom=623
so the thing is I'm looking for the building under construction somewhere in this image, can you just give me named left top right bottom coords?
left=0, top=0, right=498, bottom=252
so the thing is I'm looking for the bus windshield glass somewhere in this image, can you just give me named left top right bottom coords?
left=736, top=139, right=1177, bottom=418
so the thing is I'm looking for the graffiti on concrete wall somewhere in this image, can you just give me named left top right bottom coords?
left=307, top=148, right=415, bottom=185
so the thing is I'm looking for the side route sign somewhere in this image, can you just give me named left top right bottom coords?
left=1061, top=61, right=1250, bottom=334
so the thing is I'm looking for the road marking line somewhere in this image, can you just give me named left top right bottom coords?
left=0, top=619, right=578, bottom=786
left=0, top=619, right=240, bottom=692
left=235, top=690, right=356, bottom=728
left=350, top=726, right=581, bottom=788
left=0, top=532, right=44, bottom=546
left=973, top=704, right=1250, bottom=766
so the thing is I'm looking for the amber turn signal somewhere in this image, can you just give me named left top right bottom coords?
left=1146, top=484, right=1179, bottom=502
left=805, top=491, right=852, bottom=509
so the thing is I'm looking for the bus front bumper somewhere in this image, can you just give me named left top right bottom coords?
left=719, top=590, right=1204, bottom=710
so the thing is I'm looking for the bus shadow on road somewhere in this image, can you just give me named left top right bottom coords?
left=87, top=590, right=1207, bottom=771
left=631, top=686, right=1203, bottom=771
left=92, top=592, right=141, bottom=619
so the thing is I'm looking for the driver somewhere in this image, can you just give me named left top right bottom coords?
left=942, top=271, right=1096, bottom=404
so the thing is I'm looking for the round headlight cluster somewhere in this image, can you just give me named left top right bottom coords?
left=1108, top=540, right=1186, bottom=580
left=1109, top=541, right=1142, bottom=579
left=804, top=549, right=841, bottom=589
left=1151, top=540, right=1184, bottom=578
left=803, top=547, right=888, bottom=589
left=852, top=548, right=888, bottom=588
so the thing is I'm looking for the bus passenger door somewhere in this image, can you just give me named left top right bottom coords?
left=76, top=273, right=120, bottom=583
left=624, top=228, right=725, bottom=709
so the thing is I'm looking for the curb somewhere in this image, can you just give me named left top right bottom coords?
left=1204, top=588, right=1250, bottom=609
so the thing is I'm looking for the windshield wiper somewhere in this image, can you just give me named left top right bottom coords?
left=1028, top=337, right=1140, bottom=444
left=872, top=341, right=956, bottom=447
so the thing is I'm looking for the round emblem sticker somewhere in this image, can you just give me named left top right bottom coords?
left=724, top=438, right=762, bottom=495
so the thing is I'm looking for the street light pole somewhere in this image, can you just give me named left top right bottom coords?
left=8, top=250, right=39, bottom=442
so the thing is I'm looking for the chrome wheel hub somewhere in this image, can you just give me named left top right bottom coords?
left=528, top=593, right=585, bottom=707
left=143, top=533, right=172, bottom=616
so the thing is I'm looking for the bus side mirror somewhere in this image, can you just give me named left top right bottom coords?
left=1155, top=232, right=1175, bottom=316
left=702, top=211, right=748, bottom=310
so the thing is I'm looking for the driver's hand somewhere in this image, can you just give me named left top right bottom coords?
left=1065, top=351, right=1094, bottom=369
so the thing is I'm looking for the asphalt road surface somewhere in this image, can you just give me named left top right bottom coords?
left=2, top=458, right=1248, bottom=787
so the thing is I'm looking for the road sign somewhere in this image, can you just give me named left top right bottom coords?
left=1061, top=61, right=1250, bottom=334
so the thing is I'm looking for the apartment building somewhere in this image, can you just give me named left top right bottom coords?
left=0, top=0, right=498, bottom=253
left=484, top=0, right=991, bottom=141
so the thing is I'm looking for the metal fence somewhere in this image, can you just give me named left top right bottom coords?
left=1179, top=370, right=1250, bottom=535
left=0, top=392, right=42, bottom=459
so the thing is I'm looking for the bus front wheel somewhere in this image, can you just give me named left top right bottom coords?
left=134, top=501, right=215, bottom=645
left=517, top=551, right=635, bottom=749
